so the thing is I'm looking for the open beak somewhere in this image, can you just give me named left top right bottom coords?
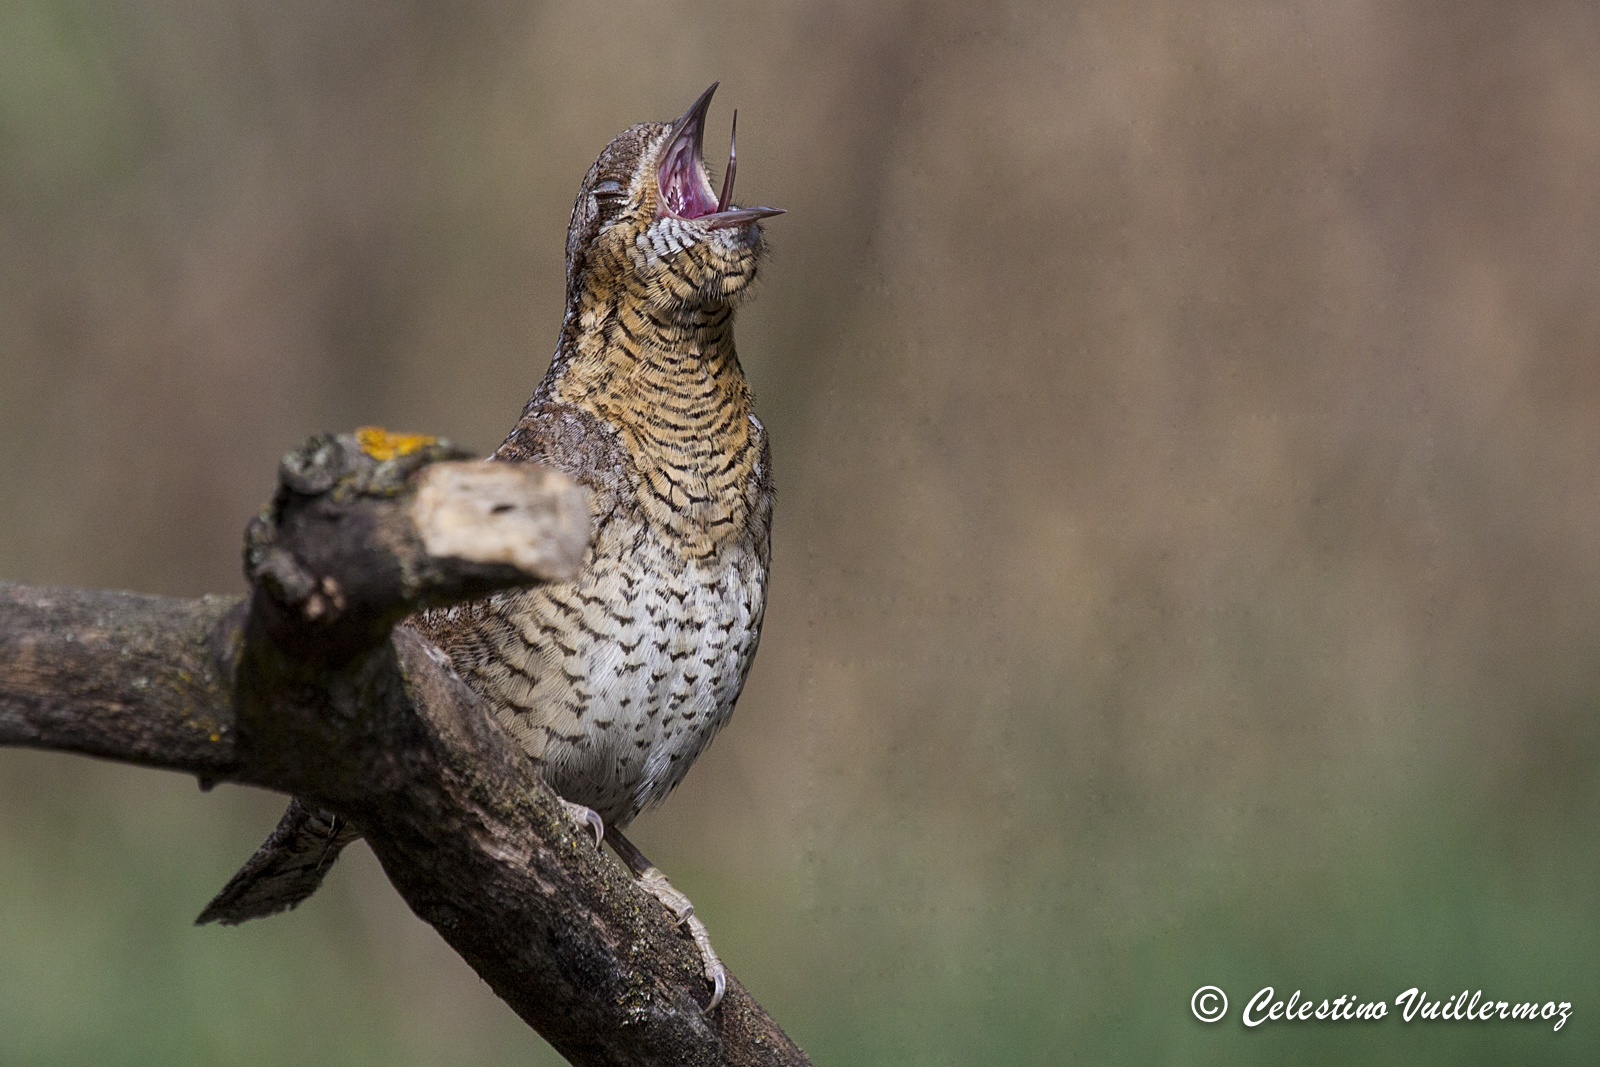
left=657, top=83, right=785, bottom=230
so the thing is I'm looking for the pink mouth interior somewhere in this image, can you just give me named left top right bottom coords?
left=658, top=128, right=720, bottom=219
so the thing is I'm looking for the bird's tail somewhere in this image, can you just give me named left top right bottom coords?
left=196, top=797, right=360, bottom=925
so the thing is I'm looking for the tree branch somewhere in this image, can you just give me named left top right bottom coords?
left=0, top=431, right=809, bottom=1067
left=0, top=584, right=241, bottom=776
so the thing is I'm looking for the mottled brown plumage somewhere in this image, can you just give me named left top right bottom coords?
left=201, top=85, right=782, bottom=1010
left=411, top=85, right=778, bottom=831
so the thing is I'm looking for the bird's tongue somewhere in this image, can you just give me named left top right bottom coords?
left=658, top=83, right=784, bottom=229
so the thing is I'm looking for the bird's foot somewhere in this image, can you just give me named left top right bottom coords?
left=558, top=799, right=604, bottom=849
left=636, top=865, right=726, bottom=1011
left=605, top=827, right=727, bottom=1012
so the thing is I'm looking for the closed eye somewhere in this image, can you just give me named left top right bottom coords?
left=591, top=179, right=629, bottom=224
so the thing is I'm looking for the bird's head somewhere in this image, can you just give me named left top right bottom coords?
left=564, top=83, right=784, bottom=312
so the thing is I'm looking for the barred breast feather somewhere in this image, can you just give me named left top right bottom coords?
left=411, top=399, right=772, bottom=828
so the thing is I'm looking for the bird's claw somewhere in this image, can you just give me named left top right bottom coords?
left=558, top=799, right=604, bottom=849
left=688, top=916, right=727, bottom=1013
left=606, top=828, right=726, bottom=1012
left=638, top=865, right=725, bottom=1012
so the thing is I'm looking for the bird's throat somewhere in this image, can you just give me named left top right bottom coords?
left=553, top=289, right=758, bottom=552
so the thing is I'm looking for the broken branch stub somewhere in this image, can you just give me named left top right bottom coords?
left=243, top=431, right=589, bottom=662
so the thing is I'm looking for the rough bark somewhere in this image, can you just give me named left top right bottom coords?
left=0, top=431, right=809, bottom=1067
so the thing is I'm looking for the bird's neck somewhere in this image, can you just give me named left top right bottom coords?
left=547, top=286, right=758, bottom=551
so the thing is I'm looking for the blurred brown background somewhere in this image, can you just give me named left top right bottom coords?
left=3, top=1, right=1598, bottom=1063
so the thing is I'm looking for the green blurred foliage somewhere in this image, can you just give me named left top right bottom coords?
left=3, top=0, right=1598, bottom=1063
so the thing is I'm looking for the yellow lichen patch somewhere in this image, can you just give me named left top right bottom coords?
left=356, top=426, right=438, bottom=460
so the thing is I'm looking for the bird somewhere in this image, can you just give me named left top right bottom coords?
left=198, top=83, right=783, bottom=1013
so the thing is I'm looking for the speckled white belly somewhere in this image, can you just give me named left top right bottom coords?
left=455, top=531, right=766, bottom=828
